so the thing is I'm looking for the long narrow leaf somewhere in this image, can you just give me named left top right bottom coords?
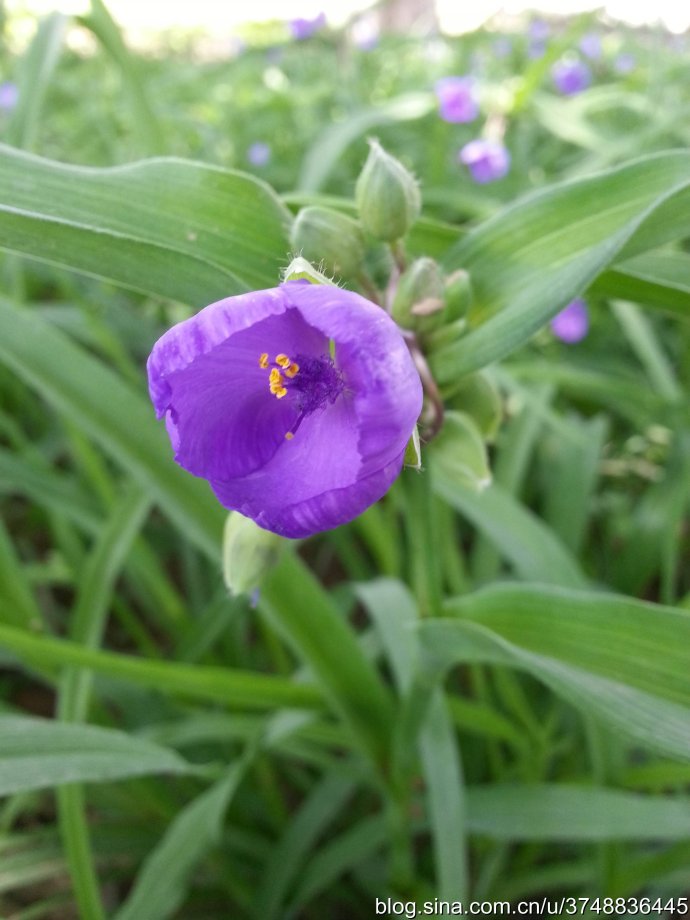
left=0, top=145, right=292, bottom=304
left=433, top=151, right=690, bottom=379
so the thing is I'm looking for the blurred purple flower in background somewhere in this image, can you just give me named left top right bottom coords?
left=289, top=13, right=326, bottom=40
left=459, top=139, right=510, bottom=184
left=529, top=19, right=550, bottom=42
left=550, top=299, right=589, bottom=343
left=434, top=76, right=478, bottom=123
left=247, top=142, right=271, bottom=167
left=527, top=40, right=546, bottom=60
left=147, top=282, right=422, bottom=538
left=552, top=58, right=592, bottom=95
left=0, top=82, right=18, bottom=112
left=614, top=53, right=636, bottom=74
left=579, top=32, right=602, bottom=59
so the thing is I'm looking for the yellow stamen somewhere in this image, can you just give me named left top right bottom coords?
left=285, top=362, right=300, bottom=379
left=269, top=368, right=282, bottom=385
left=285, top=432, right=294, bottom=440
left=275, top=354, right=291, bottom=369
left=259, top=352, right=269, bottom=369
left=274, top=386, right=287, bottom=399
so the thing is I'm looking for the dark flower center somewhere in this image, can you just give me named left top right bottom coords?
left=258, top=350, right=345, bottom=440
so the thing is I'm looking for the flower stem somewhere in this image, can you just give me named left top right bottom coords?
left=403, top=329, right=445, bottom=442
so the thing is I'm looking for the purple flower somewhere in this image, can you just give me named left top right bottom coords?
left=527, top=40, right=546, bottom=60
left=614, top=53, right=635, bottom=74
left=247, top=142, right=271, bottom=167
left=434, top=76, right=478, bottom=124
left=289, top=13, right=326, bottom=41
left=0, top=82, right=18, bottom=112
left=550, top=299, right=589, bottom=343
left=579, top=32, right=602, bottom=60
left=552, top=58, right=592, bottom=95
left=459, top=139, right=510, bottom=184
left=147, top=282, right=423, bottom=538
left=529, top=19, right=550, bottom=42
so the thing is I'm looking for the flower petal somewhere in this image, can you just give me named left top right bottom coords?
left=148, top=292, right=327, bottom=479
left=280, top=282, right=423, bottom=477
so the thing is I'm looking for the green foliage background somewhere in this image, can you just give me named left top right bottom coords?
left=1, top=3, right=690, bottom=918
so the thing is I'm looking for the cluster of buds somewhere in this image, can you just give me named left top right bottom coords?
left=289, top=141, right=500, bottom=469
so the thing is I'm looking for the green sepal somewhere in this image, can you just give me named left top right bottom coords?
left=403, top=426, right=422, bottom=470
left=282, top=256, right=335, bottom=286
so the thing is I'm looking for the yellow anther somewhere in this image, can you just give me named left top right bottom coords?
left=269, top=368, right=282, bottom=385
left=275, top=354, right=291, bottom=369
left=285, top=362, right=300, bottom=379
left=274, top=386, right=287, bottom=399
left=259, top=352, right=269, bottom=369
left=285, top=432, right=294, bottom=440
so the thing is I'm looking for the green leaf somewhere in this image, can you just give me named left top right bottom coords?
left=5, top=13, right=67, bottom=151
left=260, top=552, right=395, bottom=773
left=56, top=484, right=151, bottom=920
left=592, top=250, right=690, bottom=318
left=357, top=579, right=468, bottom=901
left=419, top=584, right=690, bottom=760
left=0, top=145, right=292, bottom=304
left=446, top=584, right=690, bottom=707
left=288, top=815, right=388, bottom=913
left=0, top=517, right=42, bottom=630
left=0, top=622, right=323, bottom=713
left=432, top=476, right=587, bottom=588
left=0, top=300, right=223, bottom=561
left=79, top=0, right=163, bottom=155
left=255, top=773, right=356, bottom=920
left=611, top=299, right=683, bottom=402
left=113, top=761, right=248, bottom=920
left=609, top=430, right=690, bottom=595
left=0, top=716, right=195, bottom=795
left=539, top=413, right=608, bottom=555
left=298, top=94, right=434, bottom=193
left=466, top=785, right=690, bottom=841
left=433, top=151, right=690, bottom=379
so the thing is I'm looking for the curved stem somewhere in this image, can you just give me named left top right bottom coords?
left=403, top=330, right=445, bottom=443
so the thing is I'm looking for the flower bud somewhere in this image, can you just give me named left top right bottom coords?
left=222, top=512, right=285, bottom=597
left=429, top=411, right=492, bottom=493
left=282, top=256, right=334, bottom=286
left=447, top=372, right=502, bottom=441
left=290, top=206, right=365, bottom=278
left=355, top=140, right=421, bottom=242
left=420, top=269, right=472, bottom=352
left=392, top=257, right=444, bottom=329
left=443, top=269, right=472, bottom=321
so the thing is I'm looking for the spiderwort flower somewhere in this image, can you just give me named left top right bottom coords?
left=459, top=139, right=510, bottom=184
left=579, top=32, right=602, bottom=60
left=550, top=299, right=589, bottom=343
left=614, top=53, right=635, bottom=74
left=0, top=82, right=18, bottom=112
left=247, top=142, right=271, bottom=167
left=529, top=19, right=550, bottom=42
left=289, top=13, right=326, bottom=40
left=434, top=76, right=478, bottom=123
left=552, top=58, right=592, bottom=95
left=148, top=282, right=423, bottom=538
